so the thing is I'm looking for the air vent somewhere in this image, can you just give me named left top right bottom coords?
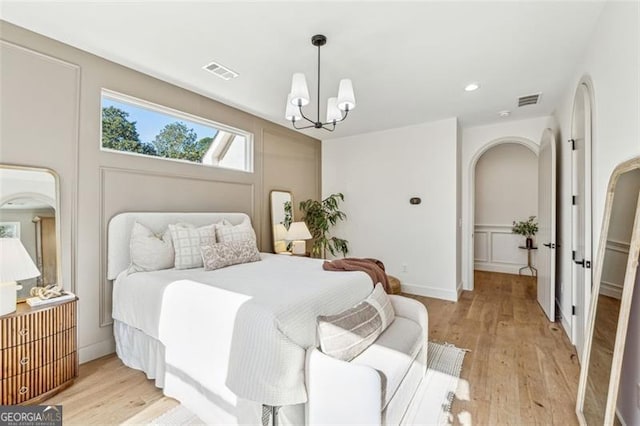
left=518, top=93, right=541, bottom=107
left=203, top=61, right=239, bottom=80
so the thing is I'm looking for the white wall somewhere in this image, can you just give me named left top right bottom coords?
left=322, top=118, right=461, bottom=301
left=551, top=1, right=639, bottom=422
left=461, top=116, right=551, bottom=289
left=474, top=143, right=538, bottom=274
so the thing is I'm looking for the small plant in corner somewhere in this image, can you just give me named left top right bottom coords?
left=512, top=216, right=539, bottom=248
left=299, top=193, right=349, bottom=258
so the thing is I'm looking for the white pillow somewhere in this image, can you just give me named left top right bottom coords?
left=216, top=219, right=257, bottom=243
left=128, top=222, right=175, bottom=274
left=169, top=223, right=216, bottom=269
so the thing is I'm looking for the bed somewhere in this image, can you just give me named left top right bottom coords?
left=107, top=212, right=373, bottom=425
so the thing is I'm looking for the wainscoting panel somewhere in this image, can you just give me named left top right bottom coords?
left=600, top=239, right=630, bottom=299
left=474, top=224, right=536, bottom=275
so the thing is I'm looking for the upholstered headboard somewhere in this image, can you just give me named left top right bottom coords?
left=107, top=212, right=251, bottom=280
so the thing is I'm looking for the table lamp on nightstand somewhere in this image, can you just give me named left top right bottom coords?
left=0, top=238, right=41, bottom=316
left=286, top=222, right=312, bottom=255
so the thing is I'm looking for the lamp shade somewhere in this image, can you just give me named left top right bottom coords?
left=337, top=79, right=356, bottom=111
left=285, top=93, right=302, bottom=121
left=326, top=97, right=342, bottom=123
left=286, top=222, right=312, bottom=240
left=0, top=238, right=40, bottom=282
left=274, top=223, right=288, bottom=241
left=290, top=73, right=310, bottom=107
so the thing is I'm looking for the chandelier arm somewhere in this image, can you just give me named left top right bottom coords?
left=298, top=104, right=317, bottom=125
left=292, top=120, right=317, bottom=130
left=320, top=108, right=349, bottom=127
left=321, top=123, right=336, bottom=132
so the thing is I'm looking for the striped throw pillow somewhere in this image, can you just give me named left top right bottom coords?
left=317, top=283, right=395, bottom=361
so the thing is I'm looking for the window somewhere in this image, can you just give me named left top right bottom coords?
left=100, top=90, right=253, bottom=172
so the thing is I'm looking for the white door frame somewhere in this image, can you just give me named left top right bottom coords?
left=571, top=77, right=595, bottom=353
left=466, top=137, right=539, bottom=291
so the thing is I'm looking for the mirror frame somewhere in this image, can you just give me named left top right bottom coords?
left=0, top=164, right=63, bottom=302
left=270, top=190, right=293, bottom=253
left=576, top=156, right=640, bottom=425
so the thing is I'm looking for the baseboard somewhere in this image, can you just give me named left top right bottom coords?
left=79, top=337, right=115, bottom=364
left=557, top=300, right=572, bottom=343
left=616, top=408, right=627, bottom=426
left=457, top=281, right=463, bottom=299
left=600, top=280, right=623, bottom=299
left=401, top=283, right=458, bottom=302
left=474, top=262, right=533, bottom=276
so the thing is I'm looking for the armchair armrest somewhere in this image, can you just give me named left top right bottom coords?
left=389, top=295, right=428, bottom=341
left=305, top=347, right=382, bottom=425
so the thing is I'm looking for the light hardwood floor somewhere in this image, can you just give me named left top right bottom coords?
left=45, top=271, right=580, bottom=425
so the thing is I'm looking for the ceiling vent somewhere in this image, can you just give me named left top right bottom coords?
left=203, top=61, right=239, bottom=80
left=518, top=93, right=541, bottom=107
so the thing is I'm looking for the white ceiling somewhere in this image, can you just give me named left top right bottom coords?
left=1, top=1, right=605, bottom=139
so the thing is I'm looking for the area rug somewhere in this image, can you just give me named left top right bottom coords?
left=149, top=342, right=467, bottom=426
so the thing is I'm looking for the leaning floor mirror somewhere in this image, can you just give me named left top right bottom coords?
left=270, top=190, right=292, bottom=254
left=577, top=156, right=640, bottom=425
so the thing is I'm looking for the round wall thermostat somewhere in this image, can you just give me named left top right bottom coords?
left=410, top=197, right=421, bottom=205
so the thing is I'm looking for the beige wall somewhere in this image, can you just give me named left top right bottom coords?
left=0, top=21, right=321, bottom=363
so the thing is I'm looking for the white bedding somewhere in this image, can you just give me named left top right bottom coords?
left=112, top=253, right=373, bottom=407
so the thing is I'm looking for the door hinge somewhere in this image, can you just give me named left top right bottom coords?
left=572, top=305, right=576, bottom=315
left=568, top=138, right=576, bottom=150
left=572, top=195, right=577, bottom=205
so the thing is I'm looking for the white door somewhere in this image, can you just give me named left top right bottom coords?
left=537, top=129, right=556, bottom=321
left=572, top=83, right=593, bottom=360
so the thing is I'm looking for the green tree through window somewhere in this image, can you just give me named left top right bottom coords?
left=101, top=106, right=157, bottom=156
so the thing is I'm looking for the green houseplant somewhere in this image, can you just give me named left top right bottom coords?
left=512, top=215, right=539, bottom=248
left=299, top=193, right=349, bottom=258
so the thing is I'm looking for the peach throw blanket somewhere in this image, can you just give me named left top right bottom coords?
left=322, top=258, right=390, bottom=292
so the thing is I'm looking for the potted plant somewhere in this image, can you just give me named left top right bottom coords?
left=299, top=193, right=349, bottom=258
left=512, top=216, right=539, bottom=248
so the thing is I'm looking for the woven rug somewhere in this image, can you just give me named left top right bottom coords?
left=150, top=342, right=467, bottom=426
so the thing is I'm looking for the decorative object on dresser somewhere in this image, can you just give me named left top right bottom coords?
left=0, top=297, right=78, bottom=404
left=285, top=221, right=312, bottom=255
left=0, top=165, right=62, bottom=301
left=299, top=193, right=349, bottom=258
left=0, top=238, right=41, bottom=316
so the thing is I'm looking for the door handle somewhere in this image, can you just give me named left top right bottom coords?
left=574, top=259, right=585, bottom=266
left=543, top=243, right=556, bottom=248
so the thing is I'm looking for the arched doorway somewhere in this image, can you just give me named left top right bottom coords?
left=466, top=137, right=539, bottom=291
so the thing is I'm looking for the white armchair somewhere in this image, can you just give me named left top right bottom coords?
left=305, top=295, right=428, bottom=425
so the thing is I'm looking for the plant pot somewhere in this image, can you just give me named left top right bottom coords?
left=526, top=237, right=533, bottom=249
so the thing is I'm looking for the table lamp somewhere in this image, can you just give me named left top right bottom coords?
left=0, top=238, right=41, bottom=316
left=273, top=223, right=289, bottom=253
left=286, top=222, right=312, bottom=255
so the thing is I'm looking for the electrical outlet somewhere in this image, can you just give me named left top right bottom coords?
left=402, top=263, right=408, bottom=273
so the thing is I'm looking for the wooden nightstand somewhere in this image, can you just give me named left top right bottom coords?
left=292, top=252, right=311, bottom=257
left=0, top=298, right=78, bottom=404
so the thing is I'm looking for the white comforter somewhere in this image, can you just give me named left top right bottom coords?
left=112, top=253, right=372, bottom=406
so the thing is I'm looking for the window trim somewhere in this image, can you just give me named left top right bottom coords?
left=99, top=89, right=254, bottom=173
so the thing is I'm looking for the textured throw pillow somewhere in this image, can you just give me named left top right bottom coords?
left=317, top=283, right=395, bottom=361
left=201, top=240, right=261, bottom=271
left=169, top=223, right=216, bottom=269
left=216, top=219, right=257, bottom=243
left=128, top=222, right=175, bottom=274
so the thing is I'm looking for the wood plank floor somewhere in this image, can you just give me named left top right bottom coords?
left=45, top=270, right=580, bottom=425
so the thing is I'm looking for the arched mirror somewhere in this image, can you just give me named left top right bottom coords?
left=0, top=165, right=61, bottom=301
left=577, top=156, right=640, bottom=425
left=270, top=190, right=292, bottom=254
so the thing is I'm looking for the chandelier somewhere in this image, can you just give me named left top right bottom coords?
left=285, top=34, right=356, bottom=132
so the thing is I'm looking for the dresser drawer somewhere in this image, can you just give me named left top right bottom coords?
left=1, top=329, right=77, bottom=379
left=0, top=300, right=76, bottom=348
left=1, top=352, right=77, bottom=405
